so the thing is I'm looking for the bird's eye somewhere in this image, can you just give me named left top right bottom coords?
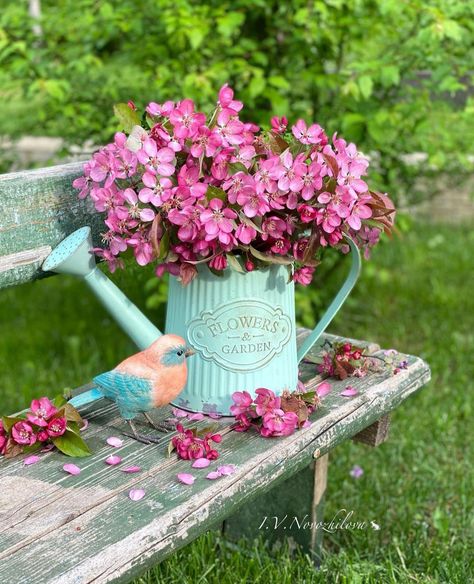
left=177, top=350, right=184, bottom=356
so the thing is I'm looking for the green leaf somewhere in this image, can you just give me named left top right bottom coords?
left=54, top=394, right=68, bottom=408
left=59, top=403, right=84, bottom=425
left=66, top=421, right=82, bottom=436
left=208, top=265, right=225, bottom=277
left=2, top=416, right=24, bottom=433
left=167, top=440, right=175, bottom=458
left=217, top=12, right=245, bottom=37
left=227, top=162, right=248, bottom=175
left=358, top=75, right=373, bottom=99
left=113, top=103, right=140, bottom=133
left=52, top=429, right=92, bottom=457
left=206, top=185, right=227, bottom=201
left=227, top=253, right=245, bottom=273
left=289, top=142, right=307, bottom=157
left=239, top=213, right=263, bottom=234
left=248, top=73, right=266, bottom=98
left=249, top=246, right=293, bottom=265
left=159, top=230, right=170, bottom=260
left=380, top=66, right=400, bottom=88
left=195, top=424, right=219, bottom=438
left=268, top=75, right=290, bottom=90
left=186, top=27, right=206, bottom=50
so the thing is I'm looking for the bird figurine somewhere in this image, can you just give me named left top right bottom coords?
left=69, top=334, right=195, bottom=443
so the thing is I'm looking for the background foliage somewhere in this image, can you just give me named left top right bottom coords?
left=1, top=0, right=474, bottom=201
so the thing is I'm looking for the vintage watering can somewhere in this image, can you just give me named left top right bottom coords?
left=42, top=226, right=361, bottom=415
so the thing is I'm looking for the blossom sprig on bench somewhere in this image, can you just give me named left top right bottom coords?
left=74, top=84, right=395, bottom=286
left=307, top=340, right=407, bottom=379
left=231, top=387, right=320, bottom=437
left=0, top=396, right=91, bottom=459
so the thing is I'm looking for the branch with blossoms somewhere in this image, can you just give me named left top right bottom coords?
left=167, top=386, right=320, bottom=462
left=168, top=423, right=222, bottom=461
left=74, top=85, right=396, bottom=286
left=306, top=341, right=408, bottom=379
left=231, top=387, right=320, bottom=437
left=0, top=396, right=91, bottom=459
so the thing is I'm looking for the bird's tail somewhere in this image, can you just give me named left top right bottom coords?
left=69, top=387, right=104, bottom=409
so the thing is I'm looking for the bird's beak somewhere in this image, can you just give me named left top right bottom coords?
left=185, top=347, right=196, bottom=358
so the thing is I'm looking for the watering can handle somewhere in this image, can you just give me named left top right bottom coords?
left=296, top=236, right=361, bottom=363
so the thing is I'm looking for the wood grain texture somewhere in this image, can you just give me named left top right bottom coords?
left=311, top=453, right=328, bottom=562
left=0, top=332, right=430, bottom=584
left=0, top=162, right=103, bottom=289
left=352, top=414, right=390, bottom=447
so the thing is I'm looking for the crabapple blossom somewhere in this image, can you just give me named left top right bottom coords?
left=200, top=198, right=237, bottom=245
left=12, top=421, right=37, bottom=446
left=75, top=84, right=393, bottom=285
left=292, top=119, right=327, bottom=146
left=169, top=99, right=206, bottom=139
left=27, top=397, right=57, bottom=427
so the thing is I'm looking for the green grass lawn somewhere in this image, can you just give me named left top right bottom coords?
left=0, top=222, right=472, bottom=583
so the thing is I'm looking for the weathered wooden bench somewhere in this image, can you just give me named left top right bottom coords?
left=0, top=164, right=431, bottom=584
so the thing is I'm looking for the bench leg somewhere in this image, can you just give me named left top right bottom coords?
left=223, top=453, right=329, bottom=563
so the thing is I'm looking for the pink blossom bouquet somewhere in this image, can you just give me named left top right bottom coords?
left=1, top=396, right=90, bottom=459
left=74, top=85, right=395, bottom=286
left=231, top=386, right=320, bottom=437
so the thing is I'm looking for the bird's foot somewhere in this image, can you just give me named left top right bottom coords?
left=123, top=420, right=162, bottom=444
left=143, top=412, right=175, bottom=433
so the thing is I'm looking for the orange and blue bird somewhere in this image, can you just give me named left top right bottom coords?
left=69, top=334, right=195, bottom=442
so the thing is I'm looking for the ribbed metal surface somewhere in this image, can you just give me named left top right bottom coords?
left=165, top=264, right=298, bottom=415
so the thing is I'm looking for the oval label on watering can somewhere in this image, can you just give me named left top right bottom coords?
left=187, top=298, right=292, bottom=372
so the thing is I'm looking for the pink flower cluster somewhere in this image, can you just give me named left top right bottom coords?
left=1, top=397, right=67, bottom=457
left=172, top=423, right=222, bottom=460
left=231, top=388, right=299, bottom=437
left=75, top=85, right=395, bottom=285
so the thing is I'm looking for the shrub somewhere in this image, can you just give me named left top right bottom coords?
left=1, top=0, right=473, bottom=203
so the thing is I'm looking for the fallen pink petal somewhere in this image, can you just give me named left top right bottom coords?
left=207, top=412, right=222, bottom=419
left=206, top=471, right=221, bottom=480
left=106, top=436, right=123, bottom=448
left=188, top=413, right=205, bottom=421
left=172, top=408, right=189, bottom=418
left=80, top=419, right=89, bottom=431
left=63, top=463, right=81, bottom=475
left=24, top=455, right=41, bottom=466
left=350, top=465, right=364, bottom=479
left=129, top=488, right=146, bottom=501
left=122, top=466, right=142, bottom=473
left=217, top=464, right=236, bottom=476
left=302, top=420, right=312, bottom=428
left=177, top=473, right=195, bottom=485
left=383, top=349, right=398, bottom=356
left=316, top=381, right=332, bottom=397
left=297, top=380, right=307, bottom=392
left=341, top=386, right=358, bottom=397
left=105, top=455, right=122, bottom=465
left=41, top=444, right=55, bottom=453
left=192, top=457, right=211, bottom=469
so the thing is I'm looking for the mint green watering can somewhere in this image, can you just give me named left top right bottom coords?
left=42, top=227, right=361, bottom=415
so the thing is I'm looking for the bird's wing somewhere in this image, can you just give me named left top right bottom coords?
left=93, top=370, right=154, bottom=420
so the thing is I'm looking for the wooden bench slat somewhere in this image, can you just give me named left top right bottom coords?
left=0, top=345, right=430, bottom=584
left=0, top=162, right=104, bottom=289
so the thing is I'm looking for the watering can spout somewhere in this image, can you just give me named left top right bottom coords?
left=42, top=227, right=162, bottom=350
